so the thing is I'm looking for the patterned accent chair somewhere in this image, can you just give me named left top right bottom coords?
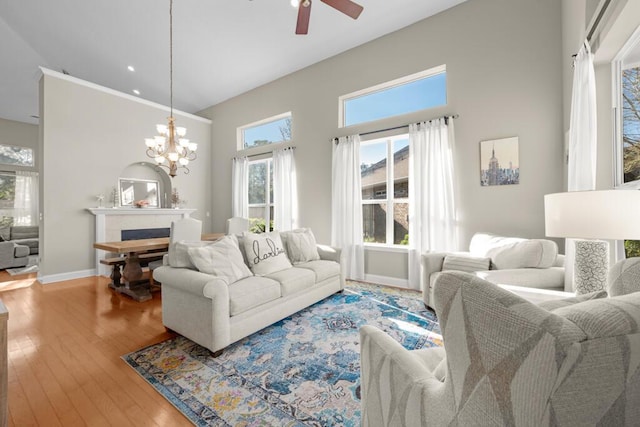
left=360, top=271, right=640, bottom=426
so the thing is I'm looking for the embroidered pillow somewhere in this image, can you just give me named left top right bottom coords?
left=281, top=228, right=320, bottom=265
left=442, top=254, right=491, bottom=273
left=168, top=240, right=212, bottom=269
left=187, top=235, right=253, bottom=283
left=242, top=231, right=292, bottom=276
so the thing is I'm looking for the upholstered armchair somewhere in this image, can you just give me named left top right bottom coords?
left=0, top=241, right=29, bottom=270
left=422, top=232, right=565, bottom=309
left=360, top=271, right=640, bottom=426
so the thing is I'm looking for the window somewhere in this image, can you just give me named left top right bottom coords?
left=361, top=135, right=409, bottom=245
left=614, top=27, right=640, bottom=256
left=0, top=171, right=38, bottom=226
left=340, top=65, right=446, bottom=128
left=248, top=159, right=274, bottom=232
left=238, top=112, right=292, bottom=150
left=0, top=144, right=34, bottom=167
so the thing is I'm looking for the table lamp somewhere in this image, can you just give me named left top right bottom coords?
left=544, top=190, right=640, bottom=294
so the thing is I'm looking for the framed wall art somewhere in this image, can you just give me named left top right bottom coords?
left=480, top=137, right=519, bottom=186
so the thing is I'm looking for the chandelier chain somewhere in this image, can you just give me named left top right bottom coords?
left=169, top=0, right=173, bottom=117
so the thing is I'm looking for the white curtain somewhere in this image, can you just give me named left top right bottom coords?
left=231, top=156, right=249, bottom=218
left=273, top=148, right=298, bottom=231
left=14, top=170, right=39, bottom=226
left=566, top=40, right=597, bottom=291
left=408, top=118, right=458, bottom=290
left=331, top=135, right=364, bottom=281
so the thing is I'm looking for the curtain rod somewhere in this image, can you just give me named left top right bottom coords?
left=572, top=0, right=612, bottom=58
left=234, top=146, right=295, bottom=160
left=332, top=114, right=459, bottom=143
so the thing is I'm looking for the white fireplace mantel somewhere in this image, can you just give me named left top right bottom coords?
left=88, top=207, right=196, bottom=276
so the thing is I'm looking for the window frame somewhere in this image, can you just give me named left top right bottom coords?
left=237, top=112, right=292, bottom=151
left=361, top=134, right=410, bottom=248
left=338, top=64, right=446, bottom=128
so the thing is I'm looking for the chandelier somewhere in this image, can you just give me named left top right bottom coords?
left=145, top=0, right=197, bottom=178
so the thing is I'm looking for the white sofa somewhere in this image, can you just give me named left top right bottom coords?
left=422, top=232, right=564, bottom=309
left=154, top=229, right=344, bottom=355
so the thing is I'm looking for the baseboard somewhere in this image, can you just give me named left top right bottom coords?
left=38, top=269, right=96, bottom=284
left=364, top=274, right=411, bottom=289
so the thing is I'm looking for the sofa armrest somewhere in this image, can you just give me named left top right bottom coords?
left=153, top=266, right=229, bottom=299
left=554, top=254, right=565, bottom=267
left=360, top=325, right=451, bottom=426
left=317, top=244, right=342, bottom=263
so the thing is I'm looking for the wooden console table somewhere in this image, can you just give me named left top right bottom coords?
left=94, top=233, right=224, bottom=302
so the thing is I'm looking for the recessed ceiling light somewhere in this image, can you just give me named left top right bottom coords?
left=133, top=89, right=140, bottom=95
left=127, top=65, right=135, bottom=72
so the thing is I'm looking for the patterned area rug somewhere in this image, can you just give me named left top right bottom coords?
left=122, top=282, right=442, bottom=426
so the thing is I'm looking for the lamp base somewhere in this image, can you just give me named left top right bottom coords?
left=574, top=240, right=609, bottom=294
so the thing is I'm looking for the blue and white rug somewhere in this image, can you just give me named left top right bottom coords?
left=122, top=282, right=441, bottom=426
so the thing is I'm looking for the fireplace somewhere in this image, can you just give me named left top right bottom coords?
left=121, top=227, right=170, bottom=241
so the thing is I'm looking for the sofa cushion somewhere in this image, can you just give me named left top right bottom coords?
left=442, top=254, right=490, bottom=273
left=10, top=226, right=38, bottom=240
left=228, top=276, right=281, bottom=316
left=296, top=260, right=340, bottom=283
left=281, top=228, right=320, bottom=265
left=169, top=240, right=211, bottom=269
left=12, top=238, right=38, bottom=254
left=13, top=244, right=29, bottom=258
left=266, top=267, right=316, bottom=297
left=469, top=233, right=558, bottom=269
left=243, top=231, right=292, bottom=276
left=188, top=236, right=253, bottom=284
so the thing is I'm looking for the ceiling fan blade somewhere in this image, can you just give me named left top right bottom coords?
left=320, top=0, right=363, bottom=19
left=296, top=0, right=312, bottom=35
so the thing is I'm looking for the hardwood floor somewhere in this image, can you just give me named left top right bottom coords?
left=0, top=271, right=191, bottom=426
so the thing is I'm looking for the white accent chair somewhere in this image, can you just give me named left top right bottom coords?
left=422, top=232, right=565, bottom=309
left=149, top=218, right=203, bottom=286
left=226, top=217, right=249, bottom=235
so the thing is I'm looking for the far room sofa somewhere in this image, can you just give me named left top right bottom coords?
left=422, top=232, right=564, bottom=309
left=154, top=228, right=344, bottom=355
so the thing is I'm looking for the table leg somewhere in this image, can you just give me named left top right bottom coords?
left=119, top=252, right=152, bottom=302
left=108, top=264, right=123, bottom=289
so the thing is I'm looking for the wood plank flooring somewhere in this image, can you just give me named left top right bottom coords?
left=0, top=270, right=191, bottom=426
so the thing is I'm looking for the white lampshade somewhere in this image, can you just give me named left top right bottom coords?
left=176, top=127, right=187, bottom=137
left=156, top=124, right=168, bottom=134
left=178, top=138, right=189, bottom=147
left=168, top=152, right=179, bottom=162
left=155, top=156, right=165, bottom=164
left=188, top=142, right=198, bottom=151
left=145, top=138, right=156, bottom=148
left=545, top=190, right=640, bottom=240
left=179, top=158, right=189, bottom=166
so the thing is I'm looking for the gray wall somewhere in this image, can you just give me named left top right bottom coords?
left=200, top=0, right=564, bottom=285
left=39, top=70, right=212, bottom=281
left=0, top=117, right=38, bottom=171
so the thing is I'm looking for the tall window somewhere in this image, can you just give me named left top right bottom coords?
left=0, top=144, right=34, bottom=167
left=238, top=112, right=292, bottom=150
left=361, top=135, right=409, bottom=245
left=339, top=65, right=446, bottom=128
left=248, top=159, right=274, bottom=232
left=615, top=28, right=640, bottom=256
left=0, top=171, right=38, bottom=227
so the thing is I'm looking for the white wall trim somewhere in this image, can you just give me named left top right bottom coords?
left=38, top=269, right=96, bottom=284
left=364, top=274, right=410, bottom=289
left=39, top=67, right=212, bottom=124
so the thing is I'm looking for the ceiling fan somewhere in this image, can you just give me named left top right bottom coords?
left=295, top=0, right=364, bottom=35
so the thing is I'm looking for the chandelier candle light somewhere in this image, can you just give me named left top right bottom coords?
left=145, top=0, right=197, bottom=178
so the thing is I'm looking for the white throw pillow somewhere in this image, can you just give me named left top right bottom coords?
left=168, top=240, right=212, bottom=269
left=187, top=235, right=253, bottom=283
left=242, top=231, right=292, bottom=276
left=442, top=254, right=491, bottom=273
left=281, top=228, right=320, bottom=265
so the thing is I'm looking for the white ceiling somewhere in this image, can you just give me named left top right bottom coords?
left=0, top=0, right=467, bottom=125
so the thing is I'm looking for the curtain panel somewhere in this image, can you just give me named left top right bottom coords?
left=408, top=118, right=458, bottom=290
left=566, top=40, right=597, bottom=291
left=13, top=170, right=39, bottom=226
left=331, top=135, right=365, bottom=281
left=273, top=148, right=298, bottom=231
left=231, top=156, right=249, bottom=219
